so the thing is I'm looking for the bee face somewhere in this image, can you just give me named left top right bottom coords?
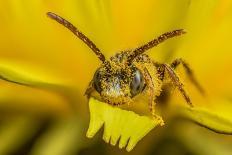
left=92, top=53, right=146, bottom=105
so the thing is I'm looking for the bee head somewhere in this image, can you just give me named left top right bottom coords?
left=92, top=52, right=145, bottom=105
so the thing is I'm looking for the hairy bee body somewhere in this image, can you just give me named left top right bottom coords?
left=47, top=12, right=203, bottom=121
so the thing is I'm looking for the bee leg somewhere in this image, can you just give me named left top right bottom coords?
left=143, top=68, right=164, bottom=125
left=171, top=59, right=204, bottom=94
left=163, top=64, right=193, bottom=107
left=149, top=100, right=165, bottom=126
left=84, top=80, right=94, bottom=98
left=171, top=58, right=204, bottom=94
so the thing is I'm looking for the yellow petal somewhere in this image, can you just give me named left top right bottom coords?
left=0, top=62, right=75, bottom=115
left=86, top=97, right=162, bottom=152
left=177, top=99, right=232, bottom=134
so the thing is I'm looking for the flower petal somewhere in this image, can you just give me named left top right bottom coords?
left=0, top=62, right=78, bottom=115
left=177, top=99, right=232, bottom=134
left=86, top=97, right=162, bottom=152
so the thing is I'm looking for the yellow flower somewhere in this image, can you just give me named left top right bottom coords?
left=0, top=0, right=232, bottom=154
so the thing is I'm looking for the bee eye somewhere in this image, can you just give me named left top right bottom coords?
left=130, top=69, right=145, bottom=97
left=93, top=70, right=102, bottom=93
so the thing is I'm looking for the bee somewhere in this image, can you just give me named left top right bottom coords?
left=47, top=12, right=204, bottom=123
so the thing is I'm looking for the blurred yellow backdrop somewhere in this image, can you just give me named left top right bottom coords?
left=0, top=0, right=232, bottom=154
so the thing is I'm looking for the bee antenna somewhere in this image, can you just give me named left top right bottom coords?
left=47, top=12, right=105, bottom=62
left=127, top=29, right=186, bottom=62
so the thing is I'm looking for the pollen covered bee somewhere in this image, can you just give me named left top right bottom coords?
left=47, top=12, right=203, bottom=123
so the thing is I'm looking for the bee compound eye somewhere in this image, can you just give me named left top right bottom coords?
left=93, top=70, right=102, bottom=93
left=130, top=69, right=145, bottom=97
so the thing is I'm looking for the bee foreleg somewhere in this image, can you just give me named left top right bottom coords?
left=143, top=68, right=164, bottom=125
left=163, top=64, right=193, bottom=107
